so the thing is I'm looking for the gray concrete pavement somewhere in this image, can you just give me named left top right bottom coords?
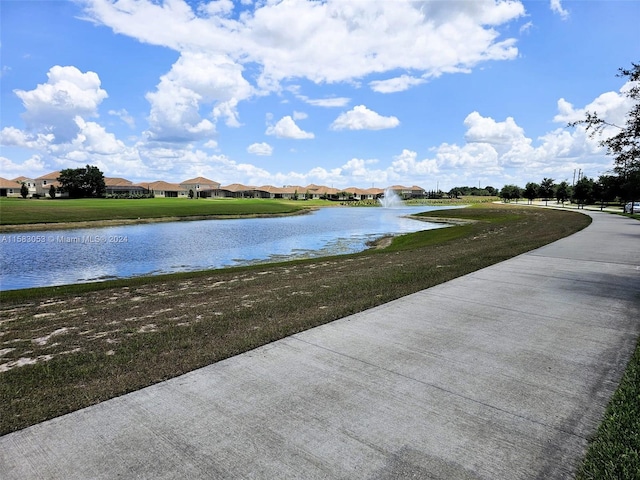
left=2, top=210, right=640, bottom=479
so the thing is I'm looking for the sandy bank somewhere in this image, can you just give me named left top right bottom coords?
left=407, top=215, right=477, bottom=225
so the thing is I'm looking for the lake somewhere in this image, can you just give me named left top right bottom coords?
left=0, top=205, right=454, bottom=291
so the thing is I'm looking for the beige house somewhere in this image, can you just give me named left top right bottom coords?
left=388, top=185, right=426, bottom=199
left=0, top=177, right=21, bottom=197
left=406, top=185, right=426, bottom=198
left=34, top=171, right=67, bottom=198
left=261, top=185, right=306, bottom=200
left=275, top=185, right=306, bottom=200
left=365, top=187, right=384, bottom=200
left=11, top=176, right=38, bottom=197
left=104, top=177, right=146, bottom=196
left=343, top=187, right=382, bottom=201
left=145, top=181, right=188, bottom=198
left=0, top=176, right=40, bottom=197
left=218, top=183, right=256, bottom=198
left=180, top=177, right=221, bottom=198
left=303, top=184, right=340, bottom=200
left=252, top=185, right=279, bottom=199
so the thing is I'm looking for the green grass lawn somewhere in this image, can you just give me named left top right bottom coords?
left=406, top=195, right=500, bottom=205
left=0, top=197, right=312, bottom=225
left=576, top=338, right=640, bottom=479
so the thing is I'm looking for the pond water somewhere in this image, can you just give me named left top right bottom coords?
left=0, top=205, right=455, bottom=291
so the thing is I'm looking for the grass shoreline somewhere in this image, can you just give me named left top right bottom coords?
left=0, top=197, right=312, bottom=229
left=0, top=208, right=316, bottom=233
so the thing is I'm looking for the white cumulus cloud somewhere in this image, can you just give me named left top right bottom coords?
left=304, top=97, right=351, bottom=108
left=550, top=0, right=569, bottom=19
left=13, top=65, right=108, bottom=143
left=293, top=111, right=308, bottom=120
left=0, top=155, right=46, bottom=178
left=247, top=142, right=273, bottom=156
left=369, top=75, right=426, bottom=93
left=82, top=0, right=525, bottom=90
left=464, top=112, right=526, bottom=145
left=266, top=116, right=314, bottom=139
left=145, top=52, right=253, bottom=141
left=553, top=85, right=633, bottom=129
left=108, top=109, right=135, bottom=128
left=64, top=0, right=528, bottom=164
left=391, top=149, right=439, bottom=175
left=331, top=105, right=400, bottom=131
left=0, top=126, right=54, bottom=150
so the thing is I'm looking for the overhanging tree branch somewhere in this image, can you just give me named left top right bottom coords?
left=567, top=63, right=640, bottom=187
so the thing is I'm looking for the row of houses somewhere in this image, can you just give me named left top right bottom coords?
left=0, top=171, right=427, bottom=201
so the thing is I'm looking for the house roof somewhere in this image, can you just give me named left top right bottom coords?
left=0, top=176, right=19, bottom=188
left=254, top=185, right=279, bottom=193
left=36, top=171, right=61, bottom=180
left=180, top=176, right=220, bottom=186
left=344, top=187, right=370, bottom=195
left=220, top=183, right=255, bottom=192
left=309, top=185, right=339, bottom=195
left=278, top=185, right=305, bottom=194
left=104, top=177, right=133, bottom=187
left=385, top=185, right=424, bottom=192
left=12, top=176, right=34, bottom=183
left=146, top=181, right=185, bottom=191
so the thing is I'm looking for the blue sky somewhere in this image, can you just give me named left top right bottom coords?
left=1, top=0, right=639, bottom=191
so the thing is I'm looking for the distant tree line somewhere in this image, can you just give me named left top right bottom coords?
left=499, top=63, right=639, bottom=211
left=498, top=173, right=632, bottom=209
left=447, top=186, right=498, bottom=198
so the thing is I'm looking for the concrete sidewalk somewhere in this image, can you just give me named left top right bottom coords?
left=2, top=210, right=640, bottom=479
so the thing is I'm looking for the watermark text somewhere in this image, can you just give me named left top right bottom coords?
left=1, top=235, right=129, bottom=244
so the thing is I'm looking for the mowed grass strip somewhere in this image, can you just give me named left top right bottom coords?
left=0, top=197, right=309, bottom=226
left=576, top=338, right=640, bottom=479
left=0, top=205, right=591, bottom=435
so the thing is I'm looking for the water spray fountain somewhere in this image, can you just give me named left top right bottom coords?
left=378, top=188, right=405, bottom=208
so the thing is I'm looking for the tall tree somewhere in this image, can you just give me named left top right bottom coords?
left=597, top=174, right=621, bottom=205
left=570, top=63, right=640, bottom=211
left=523, top=182, right=539, bottom=205
left=83, top=165, right=106, bottom=198
left=57, top=165, right=106, bottom=198
left=539, top=178, right=555, bottom=206
left=499, top=184, right=521, bottom=203
left=20, top=183, right=29, bottom=199
left=573, top=177, right=595, bottom=207
left=555, top=181, right=571, bottom=206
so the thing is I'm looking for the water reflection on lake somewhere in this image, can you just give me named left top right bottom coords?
left=1, top=206, right=455, bottom=291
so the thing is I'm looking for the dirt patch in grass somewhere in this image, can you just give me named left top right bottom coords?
left=0, top=205, right=591, bottom=434
left=408, top=214, right=478, bottom=225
